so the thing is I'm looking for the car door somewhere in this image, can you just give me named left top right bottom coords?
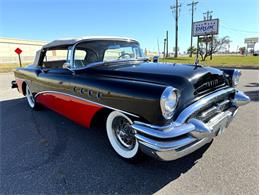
left=30, top=48, right=73, bottom=93
left=31, top=47, right=102, bottom=127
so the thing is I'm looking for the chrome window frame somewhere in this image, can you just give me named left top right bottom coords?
left=68, top=39, right=141, bottom=71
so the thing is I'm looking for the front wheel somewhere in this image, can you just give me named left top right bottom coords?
left=106, top=111, right=144, bottom=162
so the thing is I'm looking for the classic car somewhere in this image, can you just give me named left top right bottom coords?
left=12, top=36, right=250, bottom=162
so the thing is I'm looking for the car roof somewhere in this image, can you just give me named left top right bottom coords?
left=42, top=36, right=139, bottom=49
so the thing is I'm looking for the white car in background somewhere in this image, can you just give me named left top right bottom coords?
left=253, top=42, right=259, bottom=56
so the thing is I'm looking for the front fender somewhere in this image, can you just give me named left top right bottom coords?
left=72, top=75, right=167, bottom=125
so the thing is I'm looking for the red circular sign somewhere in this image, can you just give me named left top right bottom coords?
left=15, top=48, right=22, bottom=55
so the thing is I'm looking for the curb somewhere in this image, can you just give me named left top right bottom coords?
left=211, top=66, right=259, bottom=70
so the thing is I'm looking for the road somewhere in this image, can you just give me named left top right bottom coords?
left=0, top=70, right=258, bottom=195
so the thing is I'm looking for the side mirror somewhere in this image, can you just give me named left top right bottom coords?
left=153, top=56, right=159, bottom=63
left=63, top=62, right=71, bottom=69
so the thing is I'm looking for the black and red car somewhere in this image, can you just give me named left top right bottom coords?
left=12, top=36, right=250, bottom=162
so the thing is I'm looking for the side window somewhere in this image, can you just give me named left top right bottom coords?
left=73, top=49, right=98, bottom=69
left=75, top=50, right=87, bottom=60
left=103, top=49, right=121, bottom=61
left=43, top=49, right=68, bottom=69
left=73, top=49, right=87, bottom=69
left=72, top=42, right=99, bottom=69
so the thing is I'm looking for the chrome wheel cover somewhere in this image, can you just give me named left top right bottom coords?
left=106, top=111, right=139, bottom=159
left=112, top=116, right=136, bottom=149
left=26, top=85, right=35, bottom=108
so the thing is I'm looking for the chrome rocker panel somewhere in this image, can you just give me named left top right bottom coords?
left=131, top=88, right=250, bottom=161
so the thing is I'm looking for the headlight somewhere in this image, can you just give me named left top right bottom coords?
left=232, top=69, right=241, bottom=86
left=160, top=86, right=179, bottom=119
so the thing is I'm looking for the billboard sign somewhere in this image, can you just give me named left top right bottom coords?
left=193, top=19, right=219, bottom=36
left=198, top=36, right=213, bottom=43
left=244, top=37, right=258, bottom=44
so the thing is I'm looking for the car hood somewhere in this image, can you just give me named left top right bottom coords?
left=91, top=62, right=225, bottom=89
left=87, top=62, right=228, bottom=113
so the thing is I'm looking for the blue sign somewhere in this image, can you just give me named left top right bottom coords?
left=193, top=19, right=219, bottom=36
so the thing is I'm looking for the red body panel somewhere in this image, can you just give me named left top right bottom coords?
left=35, top=92, right=103, bottom=128
left=16, top=79, right=24, bottom=94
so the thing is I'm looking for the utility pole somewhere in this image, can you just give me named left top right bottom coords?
left=203, top=11, right=214, bottom=60
left=166, top=31, right=169, bottom=57
left=170, top=0, right=181, bottom=58
left=157, top=38, right=160, bottom=56
left=163, top=38, right=166, bottom=59
left=187, top=0, right=198, bottom=57
left=203, top=10, right=213, bottom=20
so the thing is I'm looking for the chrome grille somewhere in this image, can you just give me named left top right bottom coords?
left=194, top=75, right=226, bottom=95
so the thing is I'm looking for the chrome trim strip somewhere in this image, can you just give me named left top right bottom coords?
left=218, top=99, right=230, bottom=107
left=135, top=134, right=197, bottom=151
left=148, top=137, right=212, bottom=161
left=35, top=90, right=140, bottom=118
left=199, top=99, right=230, bottom=118
left=132, top=123, right=195, bottom=139
left=199, top=106, right=218, bottom=118
left=176, top=87, right=235, bottom=123
left=133, top=121, right=177, bottom=130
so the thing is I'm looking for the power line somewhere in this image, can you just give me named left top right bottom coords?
left=203, top=10, right=213, bottom=20
left=221, top=24, right=258, bottom=34
left=170, top=0, right=181, bottom=58
left=187, top=0, right=199, bottom=57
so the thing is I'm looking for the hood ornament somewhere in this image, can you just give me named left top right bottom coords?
left=194, top=57, right=203, bottom=68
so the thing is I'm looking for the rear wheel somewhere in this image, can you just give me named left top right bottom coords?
left=25, top=84, right=39, bottom=110
left=106, top=111, right=144, bottom=162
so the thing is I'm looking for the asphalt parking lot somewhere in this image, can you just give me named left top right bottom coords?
left=0, top=70, right=258, bottom=194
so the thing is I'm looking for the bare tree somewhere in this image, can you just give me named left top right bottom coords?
left=187, top=46, right=197, bottom=55
left=198, top=36, right=231, bottom=61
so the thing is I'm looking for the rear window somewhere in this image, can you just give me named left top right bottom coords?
left=42, top=49, right=68, bottom=69
left=44, top=50, right=68, bottom=62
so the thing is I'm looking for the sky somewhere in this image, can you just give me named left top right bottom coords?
left=0, top=0, right=259, bottom=53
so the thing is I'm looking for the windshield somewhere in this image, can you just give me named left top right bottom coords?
left=72, top=40, right=145, bottom=69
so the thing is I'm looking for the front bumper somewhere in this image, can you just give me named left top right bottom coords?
left=131, top=88, right=250, bottom=161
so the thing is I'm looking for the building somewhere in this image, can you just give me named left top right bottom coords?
left=0, top=37, right=47, bottom=64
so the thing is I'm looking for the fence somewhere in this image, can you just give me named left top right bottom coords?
left=0, top=37, right=47, bottom=65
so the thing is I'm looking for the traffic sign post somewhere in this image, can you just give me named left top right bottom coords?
left=210, top=34, right=214, bottom=60
left=15, top=48, right=22, bottom=67
left=196, top=36, right=200, bottom=64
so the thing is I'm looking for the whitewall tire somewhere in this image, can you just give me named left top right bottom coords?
left=106, top=111, right=142, bottom=160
